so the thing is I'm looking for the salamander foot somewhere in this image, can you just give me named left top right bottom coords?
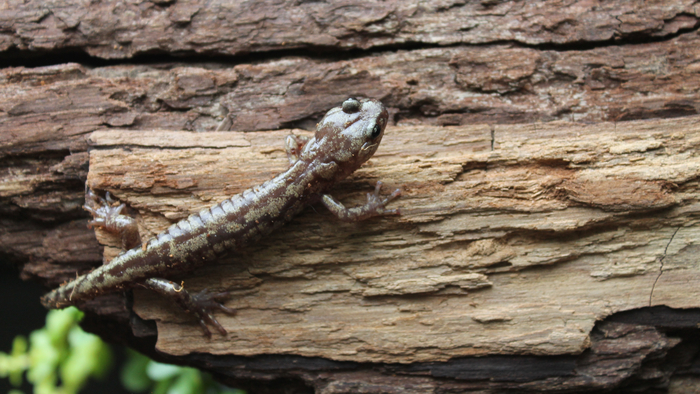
left=321, top=181, right=401, bottom=221
left=143, top=278, right=236, bottom=337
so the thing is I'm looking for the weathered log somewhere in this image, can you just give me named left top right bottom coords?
left=3, top=0, right=700, bottom=392
left=65, top=114, right=696, bottom=385
left=5, top=29, right=700, bottom=161
left=6, top=93, right=700, bottom=393
left=1, top=0, right=696, bottom=59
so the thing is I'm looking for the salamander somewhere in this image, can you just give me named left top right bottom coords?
left=41, top=98, right=400, bottom=336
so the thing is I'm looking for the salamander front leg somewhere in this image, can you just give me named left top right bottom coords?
left=142, top=278, right=236, bottom=337
left=322, top=181, right=401, bottom=222
left=285, top=134, right=311, bottom=164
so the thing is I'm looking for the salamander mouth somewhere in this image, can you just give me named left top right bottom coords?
left=360, top=142, right=378, bottom=154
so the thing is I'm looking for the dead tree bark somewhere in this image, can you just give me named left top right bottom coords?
left=2, top=1, right=700, bottom=393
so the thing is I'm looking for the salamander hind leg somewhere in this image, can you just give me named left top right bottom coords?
left=84, top=188, right=141, bottom=250
left=322, top=181, right=401, bottom=222
left=142, top=278, right=236, bottom=337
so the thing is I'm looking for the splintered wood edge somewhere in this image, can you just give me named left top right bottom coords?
left=86, top=117, right=700, bottom=363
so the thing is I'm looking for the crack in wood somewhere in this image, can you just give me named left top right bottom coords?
left=649, top=225, right=681, bottom=307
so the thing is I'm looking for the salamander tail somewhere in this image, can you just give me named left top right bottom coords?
left=41, top=281, right=77, bottom=309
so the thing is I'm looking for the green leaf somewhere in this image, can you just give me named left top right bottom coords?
left=27, top=329, right=60, bottom=390
left=0, top=336, right=29, bottom=386
left=153, top=377, right=175, bottom=394
left=60, top=327, right=112, bottom=393
left=167, top=368, right=203, bottom=394
left=45, top=308, right=82, bottom=346
left=2, top=306, right=247, bottom=394
left=147, top=361, right=182, bottom=381
left=121, top=350, right=152, bottom=392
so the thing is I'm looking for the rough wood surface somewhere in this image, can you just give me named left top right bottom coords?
left=2, top=1, right=696, bottom=58
left=82, top=115, right=700, bottom=364
left=5, top=28, right=700, bottom=156
left=3, top=0, right=700, bottom=392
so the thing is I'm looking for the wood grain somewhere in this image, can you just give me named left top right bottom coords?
left=84, top=115, right=700, bottom=363
left=3, top=0, right=700, bottom=391
left=1, top=1, right=695, bottom=58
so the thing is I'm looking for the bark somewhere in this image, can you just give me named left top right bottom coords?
left=0, top=1, right=697, bottom=58
left=2, top=1, right=700, bottom=393
left=85, top=117, right=700, bottom=364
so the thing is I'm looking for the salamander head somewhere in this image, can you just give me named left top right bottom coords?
left=307, top=98, right=389, bottom=180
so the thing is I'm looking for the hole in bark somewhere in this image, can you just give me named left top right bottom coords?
left=486, top=261, right=512, bottom=269
left=611, top=102, right=699, bottom=122
left=607, top=306, right=700, bottom=329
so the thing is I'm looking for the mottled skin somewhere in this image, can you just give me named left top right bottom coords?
left=42, top=98, right=399, bottom=336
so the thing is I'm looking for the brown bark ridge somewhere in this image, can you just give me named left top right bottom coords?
left=2, top=1, right=700, bottom=393
left=0, top=0, right=697, bottom=58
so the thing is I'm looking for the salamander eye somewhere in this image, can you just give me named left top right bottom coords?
left=342, top=98, right=361, bottom=114
left=369, top=123, right=382, bottom=139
